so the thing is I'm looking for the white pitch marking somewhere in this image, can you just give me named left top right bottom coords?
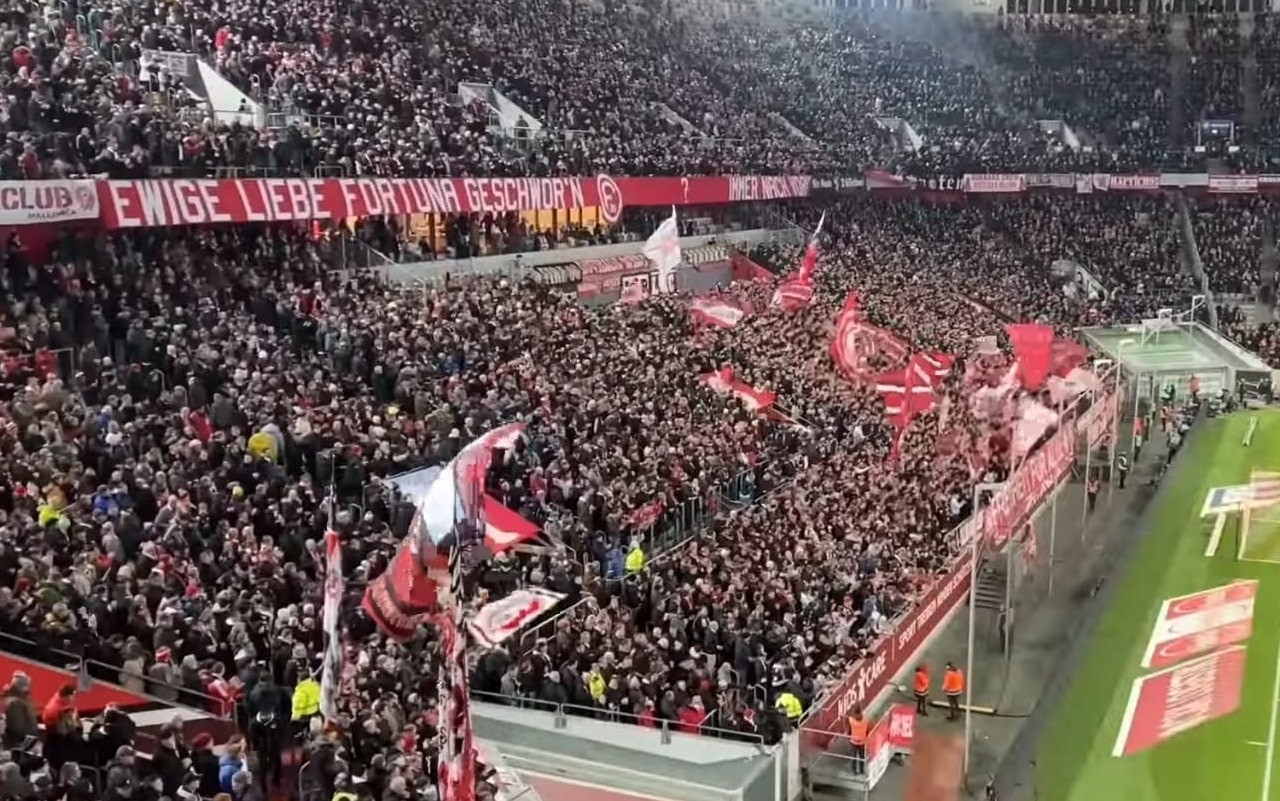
left=1249, top=741, right=1268, bottom=747
left=1259, top=620, right=1280, bottom=801
left=1205, top=513, right=1228, bottom=557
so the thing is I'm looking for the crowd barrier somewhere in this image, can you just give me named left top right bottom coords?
left=470, top=689, right=764, bottom=745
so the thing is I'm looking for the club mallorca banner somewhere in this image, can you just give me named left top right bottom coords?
left=95, top=175, right=813, bottom=229
left=0, top=180, right=99, bottom=225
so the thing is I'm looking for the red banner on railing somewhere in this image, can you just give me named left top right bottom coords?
left=96, top=175, right=813, bottom=229
left=963, top=174, right=1027, bottom=193
left=984, top=421, right=1077, bottom=548
left=800, top=514, right=981, bottom=759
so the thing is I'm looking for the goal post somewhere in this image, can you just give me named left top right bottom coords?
left=1239, top=469, right=1280, bottom=562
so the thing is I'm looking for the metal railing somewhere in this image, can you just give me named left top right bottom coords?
left=470, top=690, right=765, bottom=746
left=0, top=628, right=239, bottom=732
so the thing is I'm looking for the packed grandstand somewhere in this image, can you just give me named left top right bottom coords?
left=1, top=2, right=1280, bottom=801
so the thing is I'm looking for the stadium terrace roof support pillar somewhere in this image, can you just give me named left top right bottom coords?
left=966, top=481, right=1006, bottom=778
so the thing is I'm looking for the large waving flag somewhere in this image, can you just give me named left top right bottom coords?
left=468, top=587, right=567, bottom=649
left=875, top=353, right=940, bottom=460
left=700, top=366, right=777, bottom=413
left=1006, top=322, right=1056, bottom=390
left=831, top=292, right=910, bottom=382
left=772, top=213, right=825, bottom=313
left=643, top=207, right=682, bottom=293
left=690, top=296, right=746, bottom=329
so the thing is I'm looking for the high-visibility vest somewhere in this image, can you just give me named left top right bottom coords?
left=775, top=692, right=802, bottom=720
left=625, top=546, right=645, bottom=573
left=943, top=669, right=964, bottom=696
left=913, top=668, right=930, bottom=695
left=848, top=715, right=869, bottom=746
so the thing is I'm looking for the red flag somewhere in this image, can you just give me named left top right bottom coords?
left=700, top=367, right=777, bottom=413
left=1005, top=323, right=1056, bottom=390
left=1049, top=339, right=1088, bottom=378
left=690, top=296, right=746, bottom=328
left=875, top=354, right=939, bottom=461
left=772, top=279, right=814, bottom=313
left=795, top=212, right=825, bottom=284
left=772, top=214, right=825, bottom=313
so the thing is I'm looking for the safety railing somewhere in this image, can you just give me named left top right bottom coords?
left=470, top=690, right=765, bottom=746
left=0, top=628, right=241, bottom=736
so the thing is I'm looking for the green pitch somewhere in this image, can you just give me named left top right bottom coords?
left=1037, top=410, right=1280, bottom=801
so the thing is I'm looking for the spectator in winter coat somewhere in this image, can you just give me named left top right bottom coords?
left=2, top=674, right=37, bottom=747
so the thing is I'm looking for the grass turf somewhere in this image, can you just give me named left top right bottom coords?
left=1037, top=410, right=1280, bottom=801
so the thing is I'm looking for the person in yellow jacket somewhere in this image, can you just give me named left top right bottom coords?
left=625, top=542, right=646, bottom=574
left=775, top=691, right=802, bottom=722
left=587, top=667, right=606, bottom=704
left=292, top=669, right=321, bottom=724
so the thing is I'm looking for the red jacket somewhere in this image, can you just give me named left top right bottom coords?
left=637, top=707, right=655, bottom=728
left=677, top=706, right=707, bottom=734
left=41, top=694, right=72, bottom=731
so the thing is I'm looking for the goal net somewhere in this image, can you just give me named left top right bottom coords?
left=1239, top=470, right=1280, bottom=562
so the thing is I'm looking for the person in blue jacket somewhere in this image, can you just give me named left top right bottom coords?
left=219, top=739, right=248, bottom=794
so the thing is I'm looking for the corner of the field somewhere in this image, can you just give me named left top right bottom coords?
left=1002, top=416, right=1222, bottom=801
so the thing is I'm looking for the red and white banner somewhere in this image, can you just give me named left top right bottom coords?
left=963, top=174, right=1027, bottom=193
left=0, top=180, right=99, bottom=225
left=690, top=297, right=746, bottom=328
left=1113, top=645, right=1246, bottom=757
left=831, top=292, right=910, bottom=381
left=1079, top=388, right=1119, bottom=447
left=984, top=422, right=1076, bottom=547
left=97, top=174, right=812, bottom=229
left=1208, top=174, right=1259, bottom=194
left=865, top=714, right=893, bottom=788
left=467, top=588, right=566, bottom=650
left=801, top=532, right=975, bottom=758
left=700, top=366, right=777, bottom=413
left=772, top=279, right=815, bottom=313
left=1140, top=581, right=1257, bottom=670
left=319, top=527, right=344, bottom=720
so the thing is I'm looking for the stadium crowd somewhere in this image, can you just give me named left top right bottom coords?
left=1, top=0, right=1280, bottom=798
left=7, top=178, right=1271, bottom=800
left=8, top=0, right=1280, bottom=178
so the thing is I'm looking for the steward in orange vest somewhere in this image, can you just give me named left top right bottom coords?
left=913, top=664, right=930, bottom=716
left=847, top=706, right=869, bottom=776
left=943, top=662, right=965, bottom=721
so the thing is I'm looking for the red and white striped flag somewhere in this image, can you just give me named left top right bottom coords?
left=319, top=526, right=343, bottom=720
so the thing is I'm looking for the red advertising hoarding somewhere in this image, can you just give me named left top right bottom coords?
left=95, top=174, right=813, bottom=229
left=800, top=515, right=981, bottom=758
left=1140, top=581, right=1257, bottom=670
left=984, top=421, right=1077, bottom=547
left=1112, top=645, right=1246, bottom=757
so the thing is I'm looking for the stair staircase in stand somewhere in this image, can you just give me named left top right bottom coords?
left=973, top=560, right=1007, bottom=612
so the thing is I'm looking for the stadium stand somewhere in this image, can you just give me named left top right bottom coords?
left=1, top=2, right=1280, bottom=801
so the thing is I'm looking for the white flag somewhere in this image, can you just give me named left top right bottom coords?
left=467, top=587, right=566, bottom=649
left=643, top=207, right=681, bottom=293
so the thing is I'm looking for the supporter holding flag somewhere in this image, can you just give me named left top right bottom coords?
left=643, top=207, right=682, bottom=293
left=773, top=212, right=825, bottom=313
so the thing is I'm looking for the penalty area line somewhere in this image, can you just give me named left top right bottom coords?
left=1205, top=513, right=1228, bottom=557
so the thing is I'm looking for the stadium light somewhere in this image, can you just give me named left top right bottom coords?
left=966, top=481, right=1005, bottom=778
